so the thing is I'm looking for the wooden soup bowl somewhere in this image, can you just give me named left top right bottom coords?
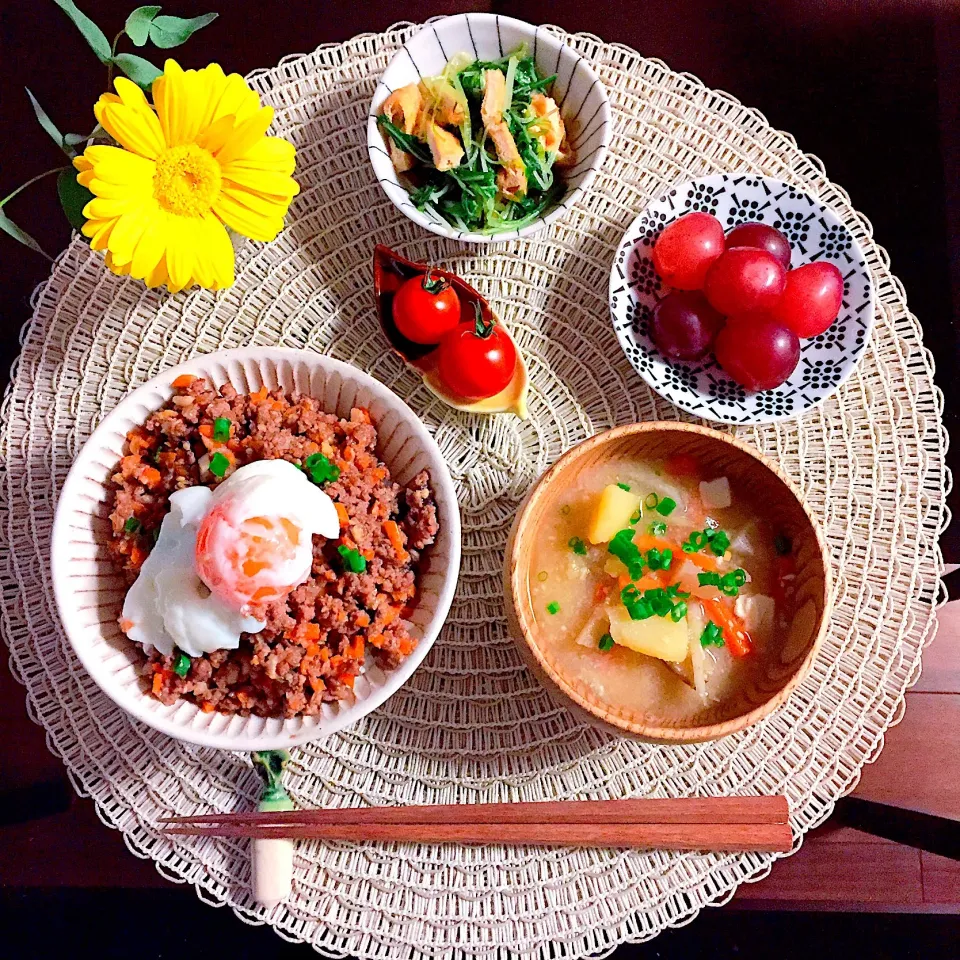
left=504, top=423, right=833, bottom=743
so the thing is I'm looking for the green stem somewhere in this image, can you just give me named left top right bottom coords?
left=0, top=166, right=70, bottom=209
left=106, top=31, right=123, bottom=89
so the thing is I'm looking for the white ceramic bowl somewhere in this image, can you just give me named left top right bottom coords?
left=368, top=14, right=611, bottom=243
left=50, top=348, right=461, bottom=750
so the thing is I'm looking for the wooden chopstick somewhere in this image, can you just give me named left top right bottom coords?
left=161, top=796, right=787, bottom=827
left=163, top=820, right=792, bottom=852
left=160, top=796, right=792, bottom=852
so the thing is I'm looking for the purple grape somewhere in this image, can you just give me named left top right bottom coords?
left=650, top=291, right=725, bottom=361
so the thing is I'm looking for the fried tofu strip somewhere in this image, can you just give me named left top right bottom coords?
left=380, top=84, right=423, bottom=173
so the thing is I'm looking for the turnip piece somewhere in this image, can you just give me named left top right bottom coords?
left=700, top=477, right=731, bottom=509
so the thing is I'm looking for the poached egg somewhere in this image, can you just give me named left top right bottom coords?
left=122, top=459, right=340, bottom=657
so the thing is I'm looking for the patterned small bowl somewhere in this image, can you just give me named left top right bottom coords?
left=610, top=174, right=875, bottom=424
left=50, top=348, right=461, bottom=751
left=367, top=14, right=611, bottom=243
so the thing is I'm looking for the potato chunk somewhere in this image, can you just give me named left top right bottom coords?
left=588, top=484, right=642, bottom=544
left=607, top=603, right=689, bottom=662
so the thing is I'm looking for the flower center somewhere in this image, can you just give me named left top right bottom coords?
left=153, top=144, right=222, bottom=217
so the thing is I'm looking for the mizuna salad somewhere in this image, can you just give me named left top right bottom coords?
left=377, top=46, right=576, bottom=234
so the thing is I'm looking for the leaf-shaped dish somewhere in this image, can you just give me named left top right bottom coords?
left=373, top=245, right=529, bottom=418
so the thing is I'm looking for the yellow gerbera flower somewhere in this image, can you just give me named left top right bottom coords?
left=74, top=60, right=299, bottom=293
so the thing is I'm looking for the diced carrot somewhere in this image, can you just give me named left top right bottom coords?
left=119, top=618, right=134, bottom=632
left=633, top=534, right=680, bottom=554
left=685, top=552, right=719, bottom=572
left=397, top=637, right=415, bottom=657
left=129, top=545, right=147, bottom=569
left=298, top=622, right=321, bottom=643
left=700, top=598, right=752, bottom=657
left=617, top=573, right=631, bottom=591
left=198, top=423, right=214, bottom=437
left=319, top=647, right=331, bottom=662
left=664, top=453, right=701, bottom=478
left=335, top=503, right=349, bottom=526
left=340, top=673, right=356, bottom=689
left=139, top=465, right=162, bottom=487
left=305, top=642, right=320, bottom=658
left=171, top=374, right=196, bottom=389
left=593, top=583, right=610, bottom=604
left=251, top=385, right=268, bottom=402
left=381, top=605, right=399, bottom=626
left=201, top=701, right=215, bottom=713
left=152, top=673, right=163, bottom=695
left=128, top=431, right=152, bottom=455
left=353, top=407, right=371, bottom=424
left=383, top=520, right=408, bottom=562
left=356, top=612, right=371, bottom=628
left=120, top=455, right=141, bottom=478
left=634, top=570, right=670, bottom=591
left=346, top=636, right=364, bottom=660
left=342, top=445, right=355, bottom=462
left=367, top=633, right=385, bottom=649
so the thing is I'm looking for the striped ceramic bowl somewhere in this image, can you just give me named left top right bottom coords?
left=367, top=14, right=611, bottom=243
left=50, top=348, right=461, bottom=751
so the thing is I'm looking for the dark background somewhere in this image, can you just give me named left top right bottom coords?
left=1, top=1, right=957, bottom=956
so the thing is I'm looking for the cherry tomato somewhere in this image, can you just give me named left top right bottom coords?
left=438, top=303, right=517, bottom=401
left=652, top=212, right=725, bottom=290
left=714, top=315, right=800, bottom=391
left=650, top=290, right=725, bottom=361
left=769, top=261, right=843, bottom=338
left=725, top=222, right=792, bottom=270
left=393, top=270, right=461, bottom=344
left=704, top=247, right=787, bottom=316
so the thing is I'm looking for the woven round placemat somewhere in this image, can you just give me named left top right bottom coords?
left=0, top=21, right=950, bottom=960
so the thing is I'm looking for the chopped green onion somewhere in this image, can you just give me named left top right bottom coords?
left=537, top=570, right=548, bottom=582
left=645, top=588, right=674, bottom=617
left=598, top=633, right=615, bottom=652
left=670, top=601, right=688, bottom=622
left=212, top=417, right=231, bottom=442
left=124, top=516, right=141, bottom=534
left=617, top=482, right=631, bottom=491
left=568, top=536, right=587, bottom=556
left=666, top=583, right=690, bottom=599
left=209, top=451, right=230, bottom=478
left=644, top=493, right=659, bottom=509
left=305, top=452, right=341, bottom=485
left=682, top=531, right=708, bottom=553
left=700, top=621, right=724, bottom=647
left=621, top=584, right=653, bottom=620
left=655, top=496, right=677, bottom=516
left=645, top=547, right=672, bottom=572
left=774, top=534, right=792, bottom=556
left=608, top=528, right=644, bottom=580
left=560, top=504, right=571, bottom=516
left=173, top=652, right=191, bottom=677
left=648, top=521, right=667, bottom=537
left=546, top=601, right=560, bottom=615
left=629, top=509, right=642, bottom=525
left=697, top=569, right=745, bottom=597
left=709, top=530, right=730, bottom=556
left=731, top=568, right=747, bottom=587
left=337, top=545, right=367, bottom=573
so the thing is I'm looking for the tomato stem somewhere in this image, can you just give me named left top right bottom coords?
left=421, top=269, right=449, bottom=296
left=471, top=301, right=495, bottom=339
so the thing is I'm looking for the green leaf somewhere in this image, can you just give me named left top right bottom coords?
left=0, top=208, right=51, bottom=258
left=52, top=0, right=112, bottom=63
left=57, top=169, right=94, bottom=231
left=125, top=5, right=162, bottom=46
left=113, top=53, right=163, bottom=92
left=148, top=12, right=218, bottom=49
left=62, top=133, right=90, bottom=147
left=25, top=88, right=75, bottom=157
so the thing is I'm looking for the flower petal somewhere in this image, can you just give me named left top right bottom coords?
left=214, top=107, right=275, bottom=166
left=95, top=97, right=166, bottom=159
left=145, top=254, right=169, bottom=288
left=193, top=212, right=235, bottom=288
left=106, top=207, right=152, bottom=266
left=154, top=60, right=206, bottom=147
left=130, top=209, right=169, bottom=280
left=220, top=163, right=299, bottom=198
left=213, top=190, right=284, bottom=241
left=164, top=217, right=195, bottom=291
left=205, top=67, right=262, bottom=125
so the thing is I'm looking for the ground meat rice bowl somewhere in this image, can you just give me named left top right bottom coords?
left=106, top=375, right=440, bottom=718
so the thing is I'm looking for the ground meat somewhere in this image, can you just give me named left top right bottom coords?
left=109, top=376, right=439, bottom=719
